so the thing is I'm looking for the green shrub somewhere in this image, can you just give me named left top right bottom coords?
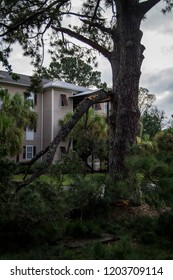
left=65, top=220, right=102, bottom=239
left=157, top=210, right=173, bottom=238
left=134, top=216, right=157, bottom=232
left=0, top=158, right=17, bottom=187
left=66, top=174, right=108, bottom=219
left=0, top=179, right=70, bottom=252
left=51, top=151, right=87, bottom=174
left=139, top=231, right=157, bottom=245
left=155, top=128, right=173, bottom=153
left=91, top=242, right=107, bottom=259
left=107, top=235, right=133, bottom=260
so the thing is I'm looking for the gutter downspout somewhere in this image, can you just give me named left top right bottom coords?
left=51, top=88, right=55, bottom=141
left=41, top=91, right=44, bottom=161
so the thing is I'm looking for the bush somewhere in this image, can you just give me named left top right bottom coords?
left=133, top=216, right=157, bottom=232
left=157, top=210, right=173, bottom=238
left=139, top=231, right=157, bottom=245
left=106, top=235, right=133, bottom=260
left=155, top=128, right=173, bottom=153
left=65, top=220, right=102, bottom=239
left=0, top=179, right=70, bottom=251
left=65, top=174, right=108, bottom=220
left=0, top=158, right=16, bottom=187
left=51, top=151, right=87, bottom=174
left=131, top=216, right=158, bottom=245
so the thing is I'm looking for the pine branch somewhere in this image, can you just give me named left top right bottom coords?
left=51, top=26, right=111, bottom=59
left=80, top=19, right=113, bottom=34
left=0, top=0, right=69, bottom=37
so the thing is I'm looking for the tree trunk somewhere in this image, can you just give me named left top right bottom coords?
left=109, top=3, right=145, bottom=178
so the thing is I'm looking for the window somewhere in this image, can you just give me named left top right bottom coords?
left=28, top=92, right=34, bottom=110
left=93, top=103, right=102, bottom=110
left=26, top=146, right=33, bottom=159
left=24, top=92, right=36, bottom=110
left=26, top=127, right=34, bottom=140
left=23, top=145, right=36, bottom=160
left=60, top=94, right=68, bottom=106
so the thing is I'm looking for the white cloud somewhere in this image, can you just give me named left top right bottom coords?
left=141, top=67, right=173, bottom=117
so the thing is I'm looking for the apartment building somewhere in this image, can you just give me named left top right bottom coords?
left=0, top=70, right=107, bottom=163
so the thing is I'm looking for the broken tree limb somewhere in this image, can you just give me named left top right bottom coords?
left=15, top=89, right=111, bottom=190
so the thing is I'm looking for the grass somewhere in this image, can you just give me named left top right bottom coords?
left=13, top=173, right=73, bottom=185
left=14, top=173, right=106, bottom=186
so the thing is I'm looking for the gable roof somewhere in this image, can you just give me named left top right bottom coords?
left=43, top=80, right=89, bottom=92
left=0, top=70, right=90, bottom=93
left=0, top=70, right=102, bottom=97
left=0, top=70, right=50, bottom=87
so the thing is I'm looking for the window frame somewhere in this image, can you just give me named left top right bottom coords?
left=94, top=103, right=102, bottom=111
left=60, top=94, right=68, bottom=106
left=23, top=145, right=36, bottom=160
left=24, top=92, right=36, bottom=110
left=26, top=127, right=34, bottom=140
left=26, top=145, right=34, bottom=159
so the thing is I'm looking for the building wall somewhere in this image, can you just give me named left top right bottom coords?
left=42, top=89, right=52, bottom=149
left=52, top=88, right=74, bottom=162
left=0, top=77, right=104, bottom=164
left=42, top=88, right=74, bottom=163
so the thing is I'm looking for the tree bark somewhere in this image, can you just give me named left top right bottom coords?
left=109, top=2, right=145, bottom=178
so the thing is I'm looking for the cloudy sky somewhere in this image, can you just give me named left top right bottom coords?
left=4, top=1, right=173, bottom=118
left=140, top=1, right=173, bottom=119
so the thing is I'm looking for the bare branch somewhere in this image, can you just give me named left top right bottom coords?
left=138, top=0, right=161, bottom=16
left=51, top=26, right=111, bottom=59
left=61, top=11, right=105, bottom=21
left=92, top=0, right=101, bottom=21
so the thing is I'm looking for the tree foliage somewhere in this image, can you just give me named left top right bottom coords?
left=0, top=0, right=70, bottom=71
left=0, top=89, right=37, bottom=158
left=41, top=56, right=102, bottom=88
left=138, top=87, right=156, bottom=115
left=154, top=127, right=173, bottom=153
left=59, top=108, right=108, bottom=167
left=142, top=107, right=165, bottom=138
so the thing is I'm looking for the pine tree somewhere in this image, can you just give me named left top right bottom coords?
left=1, top=0, right=173, bottom=182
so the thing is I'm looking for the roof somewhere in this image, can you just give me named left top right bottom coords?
left=71, top=89, right=102, bottom=98
left=0, top=70, right=101, bottom=96
left=0, top=70, right=50, bottom=87
left=43, top=80, right=89, bottom=92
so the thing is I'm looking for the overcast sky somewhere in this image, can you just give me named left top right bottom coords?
left=3, top=1, right=173, bottom=118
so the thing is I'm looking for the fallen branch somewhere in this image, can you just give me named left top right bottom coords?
left=15, top=89, right=111, bottom=190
